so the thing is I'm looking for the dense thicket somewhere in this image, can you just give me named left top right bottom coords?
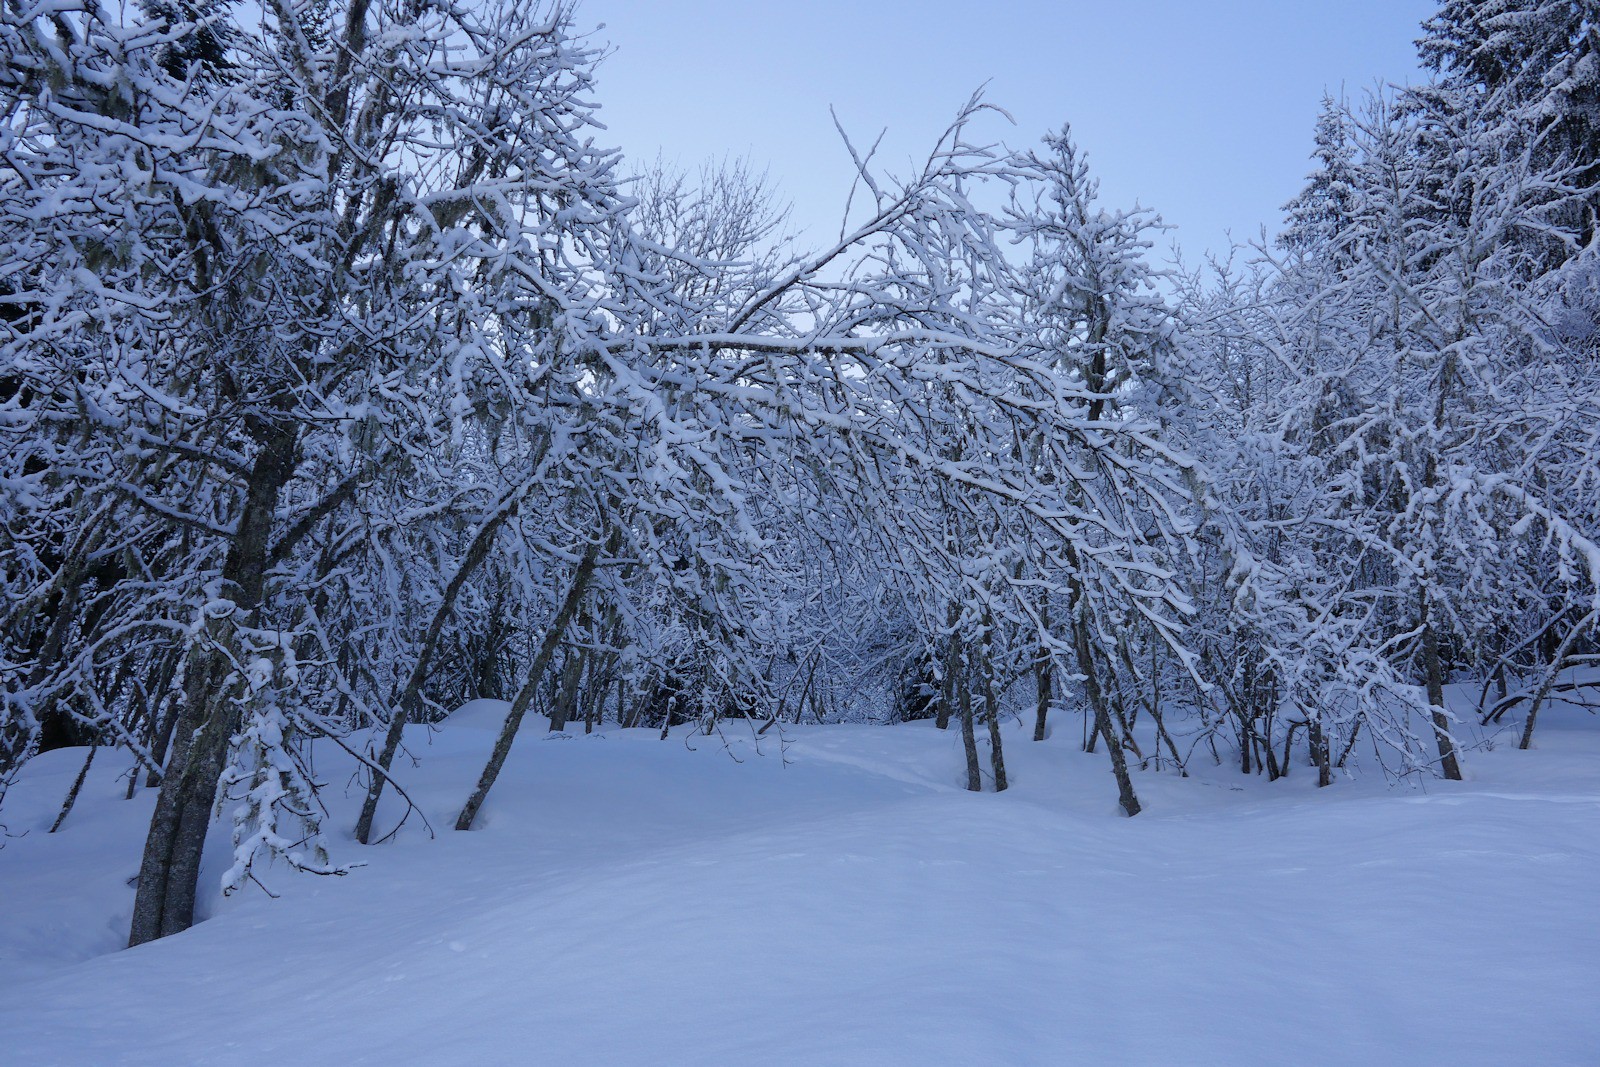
left=1, top=0, right=1595, bottom=944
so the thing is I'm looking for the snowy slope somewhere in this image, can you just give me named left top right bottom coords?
left=1, top=698, right=1596, bottom=1066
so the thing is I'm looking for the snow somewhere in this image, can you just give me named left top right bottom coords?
left=1, top=695, right=1596, bottom=1065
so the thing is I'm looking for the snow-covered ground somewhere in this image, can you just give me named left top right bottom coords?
left=2, top=696, right=1595, bottom=1065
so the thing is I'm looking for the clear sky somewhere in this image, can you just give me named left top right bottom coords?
left=577, top=0, right=1436, bottom=261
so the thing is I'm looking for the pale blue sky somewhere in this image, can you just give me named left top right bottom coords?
left=580, top=0, right=1435, bottom=260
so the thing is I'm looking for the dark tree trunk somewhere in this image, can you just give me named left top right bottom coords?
left=981, top=626, right=1007, bottom=792
left=957, top=657, right=981, bottom=792
left=659, top=690, right=676, bottom=740
left=129, top=424, right=298, bottom=948
left=1276, top=721, right=1300, bottom=781
left=1146, top=695, right=1186, bottom=776
left=583, top=648, right=602, bottom=734
left=1109, top=689, right=1144, bottom=763
left=456, top=541, right=601, bottom=831
left=142, top=650, right=183, bottom=788
left=1240, top=714, right=1253, bottom=775
left=355, top=490, right=520, bottom=844
left=24, top=542, right=97, bottom=756
left=1519, top=608, right=1597, bottom=750
left=617, top=677, right=636, bottom=729
left=935, top=603, right=959, bottom=731
left=49, top=741, right=98, bottom=833
left=1337, top=718, right=1364, bottom=769
left=1032, top=607, right=1052, bottom=743
left=1308, top=719, right=1332, bottom=787
left=1259, top=711, right=1283, bottom=781
left=549, top=643, right=584, bottom=733
left=1073, top=614, right=1140, bottom=816
left=1421, top=599, right=1463, bottom=781
left=475, top=588, right=510, bottom=701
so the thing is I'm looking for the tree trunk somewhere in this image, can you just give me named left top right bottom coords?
left=1261, top=711, right=1283, bottom=781
left=583, top=648, right=602, bottom=734
left=617, top=676, right=636, bottom=729
left=981, top=627, right=1007, bottom=792
left=22, top=529, right=102, bottom=757
left=49, top=741, right=97, bottom=833
left=476, top=588, right=510, bottom=701
left=957, top=656, right=981, bottom=792
left=1276, top=721, right=1300, bottom=781
left=1421, top=599, right=1463, bottom=780
left=455, top=541, right=602, bottom=831
left=549, top=643, right=585, bottom=733
left=142, top=649, right=183, bottom=788
left=129, top=424, right=298, bottom=947
left=1519, top=608, right=1597, bottom=750
left=1308, top=719, right=1332, bottom=787
left=1073, top=614, right=1140, bottom=815
left=1146, top=695, right=1187, bottom=776
left=1336, top=718, right=1364, bottom=769
left=1109, top=689, right=1144, bottom=762
left=1032, top=606, right=1052, bottom=742
left=935, top=603, right=959, bottom=731
left=355, top=490, right=520, bottom=844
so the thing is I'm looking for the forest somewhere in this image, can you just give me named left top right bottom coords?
left=0, top=4, right=1596, bottom=1051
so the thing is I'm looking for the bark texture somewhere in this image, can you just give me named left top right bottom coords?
left=129, top=424, right=297, bottom=947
